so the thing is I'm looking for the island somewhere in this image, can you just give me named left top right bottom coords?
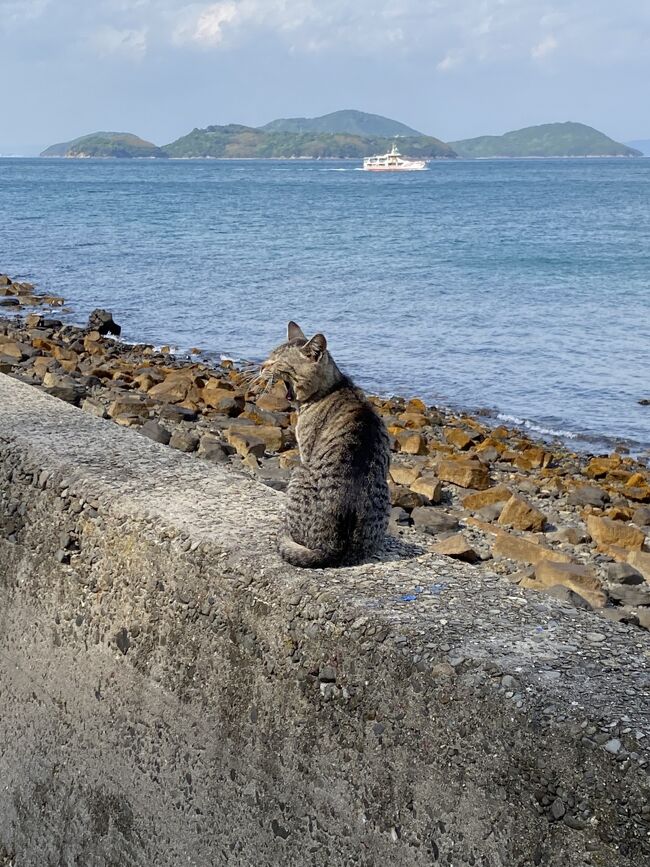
left=161, top=124, right=455, bottom=159
left=450, top=122, right=641, bottom=158
left=40, top=132, right=168, bottom=159
left=260, top=109, right=423, bottom=138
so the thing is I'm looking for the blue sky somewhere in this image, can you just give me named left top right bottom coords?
left=2, top=0, right=649, bottom=153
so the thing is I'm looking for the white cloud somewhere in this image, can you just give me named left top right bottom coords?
left=532, top=34, right=558, bottom=60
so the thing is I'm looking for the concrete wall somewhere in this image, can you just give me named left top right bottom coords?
left=0, top=373, right=648, bottom=867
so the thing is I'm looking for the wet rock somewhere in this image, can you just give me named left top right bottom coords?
left=87, top=308, right=121, bottom=336
left=438, top=459, right=490, bottom=490
left=432, top=533, right=479, bottom=563
left=498, top=494, right=547, bottom=532
left=141, top=420, right=172, bottom=445
left=411, top=508, right=460, bottom=535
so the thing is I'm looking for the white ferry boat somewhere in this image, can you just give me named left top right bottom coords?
left=363, top=143, right=427, bottom=172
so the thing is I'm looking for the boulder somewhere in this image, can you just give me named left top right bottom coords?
left=432, top=533, right=479, bottom=563
left=607, top=562, right=645, bottom=585
left=567, top=485, right=609, bottom=508
left=497, top=494, right=547, bottom=532
left=389, top=463, right=423, bottom=487
left=627, top=550, right=650, bottom=583
left=226, top=429, right=267, bottom=459
left=607, top=584, right=650, bottom=608
left=443, top=427, right=475, bottom=451
left=586, top=515, right=645, bottom=553
left=533, top=561, right=606, bottom=609
left=198, top=434, right=229, bottom=463
left=395, top=431, right=427, bottom=455
left=169, top=430, right=199, bottom=453
left=411, top=508, right=460, bottom=535
left=492, top=533, right=572, bottom=566
left=409, top=475, right=443, bottom=504
left=140, top=420, right=172, bottom=445
left=632, top=506, right=650, bottom=527
left=148, top=372, right=196, bottom=404
left=159, top=405, right=198, bottom=424
left=87, top=308, right=121, bottom=336
left=438, top=459, right=490, bottom=490
left=585, top=455, right=621, bottom=479
left=107, top=396, right=152, bottom=420
left=462, top=484, right=512, bottom=511
left=389, top=484, right=426, bottom=511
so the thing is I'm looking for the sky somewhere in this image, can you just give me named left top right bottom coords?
left=2, top=0, right=649, bottom=154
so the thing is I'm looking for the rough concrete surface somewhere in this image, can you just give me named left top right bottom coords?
left=0, top=373, right=648, bottom=867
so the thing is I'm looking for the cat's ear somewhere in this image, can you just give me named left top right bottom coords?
left=287, top=321, right=306, bottom=342
left=302, top=333, right=327, bottom=360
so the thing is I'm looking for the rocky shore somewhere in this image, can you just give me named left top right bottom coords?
left=1, top=271, right=649, bottom=633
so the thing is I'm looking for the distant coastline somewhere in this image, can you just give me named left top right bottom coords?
left=34, top=112, right=641, bottom=161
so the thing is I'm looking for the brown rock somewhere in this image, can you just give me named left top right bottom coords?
left=586, top=515, right=645, bottom=553
left=399, top=411, right=428, bottom=429
left=389, top=463, right=423, bottom=487
left=627, top=550, right=650, bottom=583
left=256, top=392, right=291, bottom=413
left=498, top=494, right=547, bottom=532
left=0, top=339, right=29, bottom=360
left=534, top=561, right=607, bottom=608
left=443, top=427, right=475, bottom=451
left=389, top=484, right=425, bottom=511
left=432, top=533, right=479, bottom=563
left=410, top=475, right=443, bottom=504
left=438, top=459, right=490, bottom=490
left=492, top=533, right=572, bottom=566
left=462, top=484, right=512, bottom=511
left=395, top=431, right=427, bottom=455
left=107, top=396, right=152, bottom=420
left=226, top=429, right=267, bottom=459
left=202, top=380, right=244, bottom=415
left=625, top=486, right=650, bottom=503
left=586, top=455, right=621, bottom=478
left=169, top=430, right=199, bottom=453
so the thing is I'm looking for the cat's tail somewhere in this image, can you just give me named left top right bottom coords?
left=277, top=530, right=341, bottom=569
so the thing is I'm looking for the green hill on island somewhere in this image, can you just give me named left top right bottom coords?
left=40, top=132, right=168, bottom=159
left=162, top=124, right=455, bottom=159
left=450, top=122, right=641, bottom=158
left=260, top=109, right=423, bottom=138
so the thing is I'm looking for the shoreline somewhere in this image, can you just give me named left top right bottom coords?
left=2, top=268, right=650, bottom=634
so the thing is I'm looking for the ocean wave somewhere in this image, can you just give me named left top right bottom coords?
left=496, top=414, right=578, bottom=440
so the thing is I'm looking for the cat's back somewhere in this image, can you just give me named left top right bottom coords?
left=298, top=384, right=389, bottom=473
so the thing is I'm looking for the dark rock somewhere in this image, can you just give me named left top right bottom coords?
left=159, top=405, right=198, bottom=423
left=87, top=308, right=121, bottom=337
left=141, top=420, right=172, bottom=445
left=411, top=507, right=460, bottom=535
left=169, top=430, right=199, bottom=453
left=198, top=435, right=229, bottom=463
left=607, top=584, right=650, bottom=607
left=389, top=506, right=411, bottom=527
left=115, top=628, right=130, bottom=655
left=632, top=506, right=650, bottom=527
left=607, top=562, right=644, bottom=585
left=0, top=298, right=19, bottom=307
left=544, top=585, right=593, bottom=610
left=567, top=485, right=609, bottom=508
left=638, top=399, right=650, bottom=406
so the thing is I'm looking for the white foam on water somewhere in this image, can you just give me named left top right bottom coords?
left=496, top=414, right=578, bottom=440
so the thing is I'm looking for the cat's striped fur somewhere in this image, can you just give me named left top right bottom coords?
left=261, top=322, right=390, bottom=568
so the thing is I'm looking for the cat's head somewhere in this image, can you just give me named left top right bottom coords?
left=261, top=321, right=334, bottom=403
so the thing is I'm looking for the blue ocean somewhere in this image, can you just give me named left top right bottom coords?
left=1, top=156, right=649, bottom=453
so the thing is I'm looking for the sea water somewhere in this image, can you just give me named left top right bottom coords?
left=1, top=156, right=649, bottom=453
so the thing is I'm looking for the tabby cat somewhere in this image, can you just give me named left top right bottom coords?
left=260, top=322, right=390, bottom=568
